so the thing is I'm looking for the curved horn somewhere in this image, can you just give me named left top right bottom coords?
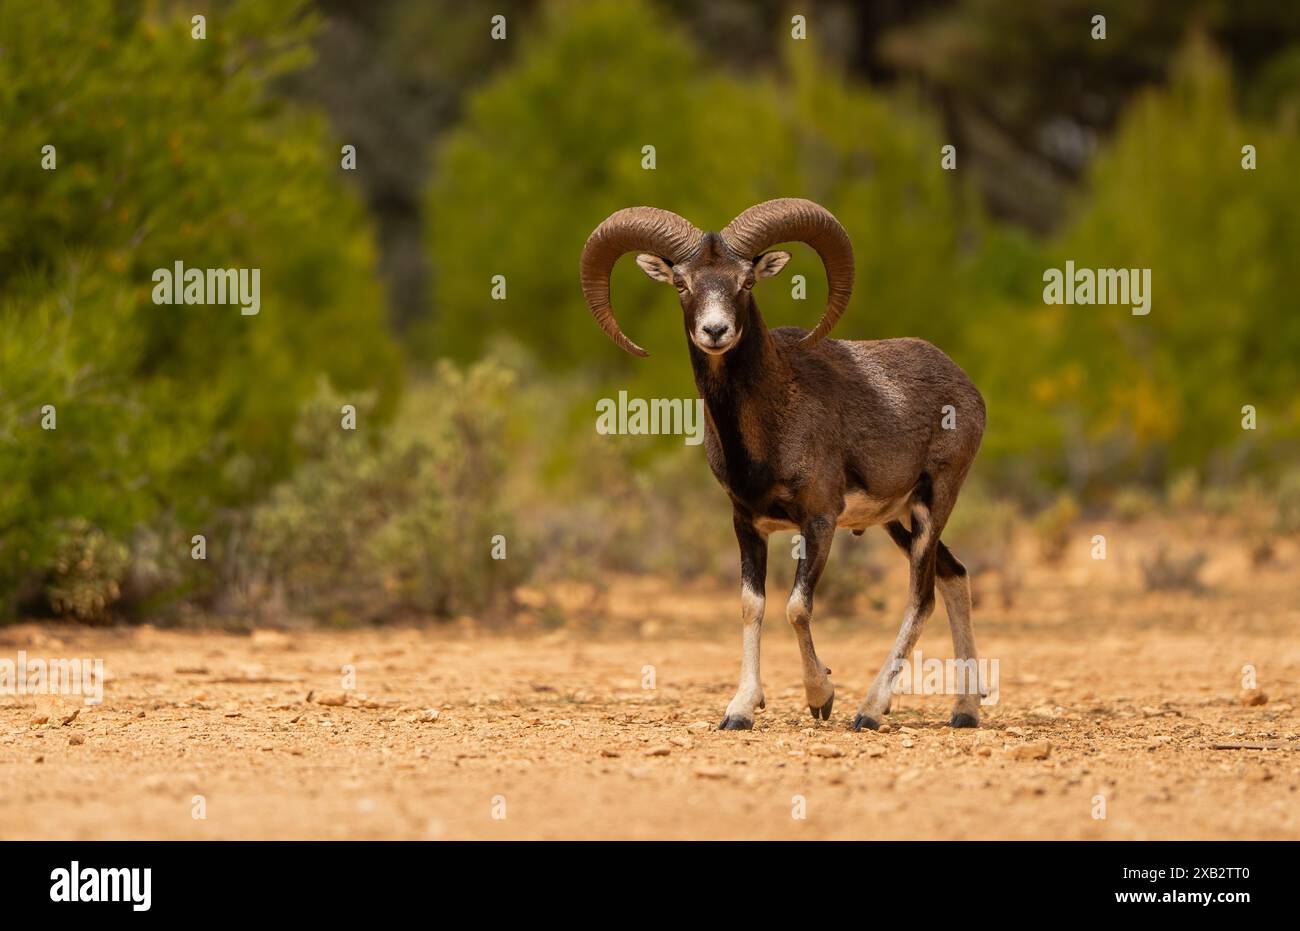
left=721, top=198, right=854, bottom=347
left=580, top=206, right=704, bottom=357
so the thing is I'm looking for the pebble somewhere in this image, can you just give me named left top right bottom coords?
left=694, top=766, right=727, bottom=779
left=28, top=714, right=48, bottom=727
left=687, top=721, right=713, bottom=733
left=68, top=734, right=86, bottom=746
left=315, top=692, right=348, bottom=707
left=413, top=709, right=439, bottom=723
left=250, top=629, right=292, bottom=650
left=646, top=745, right=672, bottom=757
left=809, top=744, right=843, bottom=758
left=1011, top=740, right=1052, bottom=761
left=1240, top=690, right=1268, bottom=707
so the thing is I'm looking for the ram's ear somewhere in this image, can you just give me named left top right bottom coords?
left=635, top=253, right=675, bottom=283
left=753, top=250, right=791, bottom=279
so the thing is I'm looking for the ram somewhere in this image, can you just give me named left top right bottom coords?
left=580, top=199, right=987, bottom=731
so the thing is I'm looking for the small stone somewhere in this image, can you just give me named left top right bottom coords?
left=250, top=629, right=292, bottom=650
left=1011, top=740, right=1052, bottom=761
left=600, top=748, right=620, bottom=758
left=809, top=744, right=844, bottom=758
left=900, top=738, right=915, bottom=748
left=686, top=721, right=713, bottom=733
left=669, top=736, right=692, bottom=748
left=315, top=692, right=348, bottom=707
left=28, top=714, right=49, bottom=727
left=413, top=708, right=440, bottom=723
left=645, top=745, right=672, bottom=757
left=68, top=734, right=85, bottom=746
left=864, top=745, right=886, bottom=758
left=976, top=746, right=993, bottom=757
left=1240, top=690, right=1268, bottom=707
left=877, top=724, right=892, bottom=734
left=694, top=766, right=728, bottom=779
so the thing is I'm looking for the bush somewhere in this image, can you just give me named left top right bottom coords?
left=234, top=362, right=526, bottom=623
left=1140, top=544, right=1207, bottom=592
left=1034, top=493, right=1080, bottom=563
left=44, top=520, right=129, bottom=623
left=0, top=1, right=399, bottom=619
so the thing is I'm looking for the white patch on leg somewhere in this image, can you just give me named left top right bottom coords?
left=858, top=600, right=934, bottom=720
left=785, top=587, right=809, bottom=625
left=786, top=586, right=833, bottom=709
left=724, top=584, right=766, bottom=722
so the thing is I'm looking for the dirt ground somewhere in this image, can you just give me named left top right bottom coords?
left=2, top=517, right=1298, bottom=840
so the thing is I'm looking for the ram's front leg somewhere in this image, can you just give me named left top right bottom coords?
left=719, top=515, right=769, bottom=730
left=790, top=515, right=836, bottom=721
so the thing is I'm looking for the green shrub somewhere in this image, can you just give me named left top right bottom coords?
left=237, top=362, right=526, bottom=623
left=44, top=520, right=129, bottom=623
left=0, top=0, right=399, bottom=619
left=1034, top=493, right=1080, bottom=563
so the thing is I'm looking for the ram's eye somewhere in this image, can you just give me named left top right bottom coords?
left=672, top=278, right=689, bottom=292
left=742, top=276, right=756, bottom=290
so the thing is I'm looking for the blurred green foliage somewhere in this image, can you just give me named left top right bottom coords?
left=428, top=0, right=1300, bottom=498
left=234, top=363, right=524, bottom=623
left=0, top=0, right=399, bottom=615
left=2, top=0, right=1298, bottom=622
left=426, top=0, right=972, bottom=386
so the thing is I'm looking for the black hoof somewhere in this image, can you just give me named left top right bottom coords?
left=718, top=715, right=754, bottom=731
left=851, top=713, right=880, bottom=732
left=949, top=712, right=979, bottom=729
left=809, top=695, right=834, bottom=721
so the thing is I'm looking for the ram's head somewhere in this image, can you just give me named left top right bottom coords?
left=579, top=198, right=854, bottom=357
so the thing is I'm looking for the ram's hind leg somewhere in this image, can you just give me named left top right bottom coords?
left=937, top=544, right=981, bottom=727
left=860, top=473, right=980, bottom=729
left=854, top=474, right=949, bottom=731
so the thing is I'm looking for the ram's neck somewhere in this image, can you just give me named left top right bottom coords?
left=688, top=302, right=787, bottom=497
